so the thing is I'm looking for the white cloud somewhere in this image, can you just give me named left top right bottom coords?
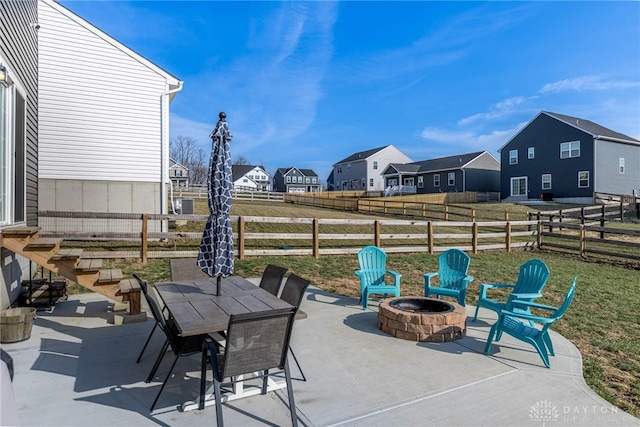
left=458, top=96, right=532, bottom=126
left=540, top=76, right=640, bottom=93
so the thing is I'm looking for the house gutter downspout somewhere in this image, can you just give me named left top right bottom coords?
left=162, top=81, right=183, bottom=220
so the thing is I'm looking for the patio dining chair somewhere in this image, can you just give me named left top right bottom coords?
left=259, top=264, right=288, bottom=296
left=132, top=274, right=171, bottom=364
left=279, top=273, right=311, bottom=381
left=424, top=248, right=473, bottom=306
left=484, top=277, right=577, bottom=368
left=354, top=246, right=401, bottom=310
left=472, top=259, right=550, bottom=323
left=143, top=286, right=208, bottom=411
left=199, top=307, right=299, bottom=427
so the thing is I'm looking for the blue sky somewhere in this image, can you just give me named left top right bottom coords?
left=60, top=1, right=640, bottom=182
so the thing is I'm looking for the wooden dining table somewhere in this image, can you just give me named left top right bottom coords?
left=153, top=275, right=306, bottom=411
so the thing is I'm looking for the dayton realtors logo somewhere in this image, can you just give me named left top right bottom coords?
left=529, top=400, right=560, bottom=426
left=529, top=400, right=624, bottom=425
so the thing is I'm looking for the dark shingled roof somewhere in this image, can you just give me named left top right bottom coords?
left=276, top=167, right=319, bottom=177
left=412, top=151, right=487, bottom=173
left=232, top=164, right=265, bottom=181
left=335, top=145, right=390, bottom=164
left=544, top=111, right=639, bottom=143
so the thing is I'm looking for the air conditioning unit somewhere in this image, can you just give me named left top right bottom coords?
left=174, top=197, right=194, bottom=215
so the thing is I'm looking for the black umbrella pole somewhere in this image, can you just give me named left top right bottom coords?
left=216, top=275, right=222, bottom=296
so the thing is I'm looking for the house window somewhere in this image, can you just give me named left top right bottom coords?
left=417, top=176, right=424, bottom=188
left=361, top=178, right=366, bottom=188
left=1, top=79, right=26, bottom=225
left=448, top=172, right=455, bottom=186
left=560, top=141, right=580, bottom=159
left=510, top=177, right=527, bottom=196
left=619, top=158, right=625, bottom=174
left=509, top=150, right=518, bottom=165
left=433, top=174, right=440, bottom=187
left=369, top=178, right=374, bottom=187
left=297, top=176, right=302, bottom=183
left=373, top=161, right=378, bottom=170
left=528, top=147, right=535, bottom=159
left=305, top=177, right=310, bottom=183
left=578, top=171, right=589, bottom=188
left=312, top=177, right=317, bottom=183
left=347, top=163, right=352, bottom=169
left=542, top=174, right=552, bottom=190
left=337, top=165, right=342, bottom=173
left=286, top=176, right=291, bottom=183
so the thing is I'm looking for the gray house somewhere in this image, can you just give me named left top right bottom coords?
left=1, top=0, right=39, bottom=307
left=500, top=111, right=640, bottom=203
left=273, top=167, right=322, bottom=193
left=169, top=158, right=189, bottom=188
left=382, top=151, right=500, bottom=195
left=331, top=145, right=413, bottom=192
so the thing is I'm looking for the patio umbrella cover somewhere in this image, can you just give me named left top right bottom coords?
left=197, top=112, right=234, bottom=289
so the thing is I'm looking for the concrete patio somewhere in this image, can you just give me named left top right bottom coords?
left=3, top=286, right=639, bottom=427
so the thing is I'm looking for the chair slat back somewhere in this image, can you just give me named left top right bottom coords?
left=259, top=265, right=288, bottom=296
left=221, top=308, right=297, bottom=378
left=438, top=249, right=471, bottom=290
left=551, top=277, right=577, bottom=320
left=279, top=273, right=311, bottom=308
left=513, top=259, right=550, bottom=294
left=357, top=246, right=387, bottom=285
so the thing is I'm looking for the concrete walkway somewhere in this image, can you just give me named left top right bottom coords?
left=3, top=287, right=639, bottom=427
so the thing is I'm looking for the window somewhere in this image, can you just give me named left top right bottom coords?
left=560, top=141, right=580, bottom=159
left=510, top=177, right=527, bottom=196
left=433, top=174, right=440, bottom=187
left=1, top=75, right=26, bottom=226
left=542, top=174, right=552, bottom=190
left=448, top=172, right=455, bottom=186
left=369, top=178, right=374, bottom=187
left=337, top=165, right=342, bottom=173
left=528, top=147, right=535, bottom=159
left=286, top=176, right=291, bottom=183
left=619, top=158, right=625, bottom=174
left=373, top=161, right=378, bottom=170
left=417, top=176, right=424, bottom=188
left=305, top=177, right=310, bottom=183
left=361, top=178, right=366, bottom=188
left=297, top=176, right=302, bottom=183
left=312, top=177, right=317, bottom=183
left=509, top=150, right=518, bottom=165
left=347, top=163, right=351, bottom=169
left=578, top=171, right=589, bottom=188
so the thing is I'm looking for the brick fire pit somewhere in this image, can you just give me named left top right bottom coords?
left=378, top=297, right=466, bottom=342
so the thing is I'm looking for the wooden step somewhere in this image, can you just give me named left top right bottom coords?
left=25, top=238, right=62, bottom=250
left=0, top=226, right=40, bottom=237
left=76, top=259, right=103, bottom=273
left=51, top=248, right=83, bottom=261
left=98, top=269, right=123, bottom=284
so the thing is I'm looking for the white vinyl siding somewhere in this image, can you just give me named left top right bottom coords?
left=38, top=1, right=175, bottom=182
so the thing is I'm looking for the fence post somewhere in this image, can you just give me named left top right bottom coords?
left=237, top=216, right=245, bottom=260
left=505, top=221, right=511, bottom=252
left=537, top=221, right=542, bottom=248
left=141, top=213, right=148, bottom=264
left=312, top=218, right=319, bottom=259
left=599, top=217, right=605, bottom=239
left=581, top=207, right=585, bottom=225
left=444, top=205, right=449, bottom=221
left=472, top=208, right=476, bottom=222
left=579, top=224, right=586, bottom=257
left=619, top=201, right=624, bottom=221
left=472, top=222, right=478, bottom=254
left=374, top=220, right=381, bottom=247
left=549, top=215, right=554, bottom=233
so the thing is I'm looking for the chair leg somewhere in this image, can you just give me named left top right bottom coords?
left=136, top=323, right=158, bottom=363
left=283, top=358, right=299, bottom=427
left=146, top=340, right=170, bottom=383
left=214, top=375, right=224, bottom=427
left=472, top=304, right=481, bottom=322
left=288, top=346, right=306, bottom=382
left=150, top=353, right=181, bottom=411
left=542, top=332, right=555, bottom=356
left=483, top=323, right=498, bottom=355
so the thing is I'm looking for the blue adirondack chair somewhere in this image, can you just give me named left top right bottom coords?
left=473, top=259, right=550, bottom=322
left=424, top=248, right=473, bottom=306
left=354, top=246, right=401, bottom=310
left=484, top=277, right=577, bottom=368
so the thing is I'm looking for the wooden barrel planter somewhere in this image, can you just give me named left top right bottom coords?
left=1, top=307, right=37, bottom=343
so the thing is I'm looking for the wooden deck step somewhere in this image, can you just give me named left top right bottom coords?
left=98, top=269, right=123, bottom=284
left=0, top=226, right=40, bottom=237
left=25, top=238, right=62, bottom=250
left=76, top=259, right=103, bottom=272
left=51, top=248, right=83, bottom=260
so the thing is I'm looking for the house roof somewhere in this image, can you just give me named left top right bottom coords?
left=276, top=167, right=319, bottom=177
left=44, top=0, right=182, bottom=98
left=232, top=164, right=266, bottom=181
left=544, top=111, right=639, bottom=143
left=169, top=158, right=188, bottom=170
left=335, top=145, right=391, bottom=165
left=384, top=151, right=490, bottom=175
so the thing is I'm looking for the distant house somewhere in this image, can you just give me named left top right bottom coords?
left=382, top=151, right=500, bottom=195
left=169, top=159, right=189, bottom=188
left=331, top=145, right=413, bottom=192
left=500, top=111, right=640, bottom=203
left=1, top=0, right=39, bottom=306
left=232, top=165, right=271, bottom=191
left=273, top=167, right=322, bottom=193
left=38, top=0, right=182, bottom=214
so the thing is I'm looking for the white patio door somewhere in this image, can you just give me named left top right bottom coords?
left=510, top=176, right=528, bottom=197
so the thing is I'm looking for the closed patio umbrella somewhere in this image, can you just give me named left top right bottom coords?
left=197, top=112, right=234, bottom=295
